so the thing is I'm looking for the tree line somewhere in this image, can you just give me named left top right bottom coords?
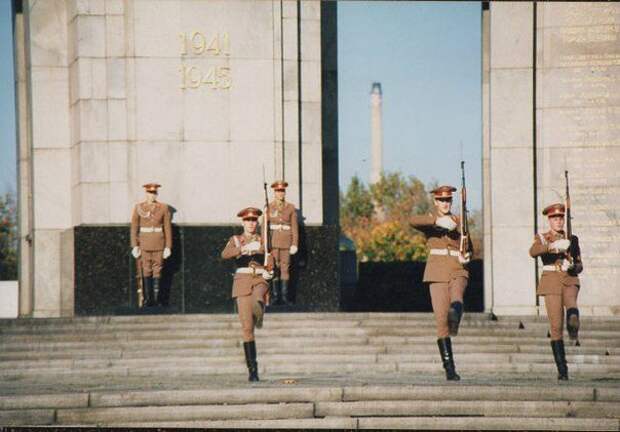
left=340, top=172, right=483, bottom=262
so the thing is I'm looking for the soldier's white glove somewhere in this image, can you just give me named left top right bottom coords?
left=241, top=241, right=261, bottom=255
left=550, top=239, right=570, bottom=252
left=163, top=247, right=171, bottom=259
left=289, top=245, right=298, bottom=255
left=262, top=270, right=274, bottom=281
left=131, top=246, right=141, bottom=258
left=458, top=252, right=472, bottom=264
left=561, top=259, right=572, bottom=272
left=435, top=216, right=457, bottom=231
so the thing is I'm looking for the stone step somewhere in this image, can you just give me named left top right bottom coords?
left=1, top=317, right=617, bottom=333
left=355, top=417, right=620, bottom=431
left=0, top=400, right=618, bottom=427
left=2, top=327, right=618, bottom=343
left=56, top=402, right=315, bottom=425
left=314, top=400, right=620, bottom=418
left=3, top=333, right=618, bottom=351
left=1, top=342, right=613, bottom=362
left=3, top=385, right=614, bottom=410
left=1, top=313, right=617, bottom=331
left=1, top=352, right=618, bottom=372
left=3, top=361, right=619, bottom=382
left=369, top=335, right=620, bottom=346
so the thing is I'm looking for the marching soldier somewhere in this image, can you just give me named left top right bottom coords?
left=266, top=181, right=299, bottom=305
left=130, top=183, right=172, bottom=307
left=529, top=203, right=583, bottom=380
left=221, top=207, right=274, bottom=382
left=410, top=185, right=471, bottom=381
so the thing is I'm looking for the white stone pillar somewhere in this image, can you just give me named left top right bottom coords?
left=25, top=0, right=75, bottom=317
left=481, top=4, right=493, bottom=314
left=489, top=2, right=537, bottom=315
left=15, top=12, right=34, bottom=317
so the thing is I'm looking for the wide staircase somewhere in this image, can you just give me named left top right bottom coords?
left=0, top=312, right=619, bottom=429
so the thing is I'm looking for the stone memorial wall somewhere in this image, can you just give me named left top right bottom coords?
left=536, top=2, right=620, bottom=314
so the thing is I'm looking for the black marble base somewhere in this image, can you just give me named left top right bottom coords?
left=345, top=260, right=484, bottom=313
left=74, top=224, right=340, bottom=316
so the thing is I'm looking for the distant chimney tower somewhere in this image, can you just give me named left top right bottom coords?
left=370, top=82, right=383, bottom=184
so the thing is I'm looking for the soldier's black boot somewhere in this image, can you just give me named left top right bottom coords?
left=280, top=280, right=292, bottom=306
left=143, top=277, right=153, bottom=307
left=272, top=278, right=281, bottom=305
left=243, top=341, right=259, bottom=382
left=437, top=337, right=460, bottom=381
left=448, top=301, right=463, bottom=336
left=551, top=339, right=568, bottom=380
left=152, top=278, right=161, bottom=306
left=566, top=308, right=580, bottom=341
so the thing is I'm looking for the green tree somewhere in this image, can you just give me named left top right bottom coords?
left=340, top=175, right=374, bottom=226
left=340, top=172, right=433, bottom=262
left=0, top=192, right=18, bottom=280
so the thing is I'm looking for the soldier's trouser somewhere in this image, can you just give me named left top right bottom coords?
left=237, top=284, right=269, bottom=342
left=543, top=285, right=579, bottom=341
left=429, top=276, right=468, bottom=338
left=140, top=250, right=163, bottom=278
left=272, top=248, right=291, bottom=281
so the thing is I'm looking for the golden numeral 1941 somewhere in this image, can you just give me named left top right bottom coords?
left=178, top=31, right=230, bottom=56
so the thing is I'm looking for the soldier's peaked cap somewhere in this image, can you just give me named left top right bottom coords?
left=271, top=180, right=288, bottom=190
left=542, top=203, right=565, bottom=217
left=237, top=207, right=262, bottom=220
left=431, top=185, right=456, bottom=198
left=142, top=183, right=161, bottom=193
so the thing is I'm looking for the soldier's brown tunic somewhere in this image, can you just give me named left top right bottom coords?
left=130, top=201, right=172, bottom=277
left=410, top=211, right=469, bottom=283
left=221, top=233, right=271, bottom=341
left=267, top=200, right=298, bottom=281
left=221, top=233, right=271, bottom=298
left=529, top=231, right=581, bottom=296
left=529, top=231, right=582, bottom=340
left=411, top=210, right=469, bottom=338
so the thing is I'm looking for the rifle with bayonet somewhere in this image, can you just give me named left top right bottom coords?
left=459, top=161, right=473, bottom=260
left=564, top=170, right=572, bottom=261
left=262, top=169, right=273, bottom=303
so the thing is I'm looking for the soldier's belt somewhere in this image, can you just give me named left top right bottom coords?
left=429, top=248, right=460, bottom=257
left=542, top=264, right=563, bottom=272
left=236, top=267, right=266, bottom=275
left=270, top=224, right=291, bottom=231
left=140, top=227, right=163, bottom=233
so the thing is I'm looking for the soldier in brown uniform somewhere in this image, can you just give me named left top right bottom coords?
left=410, top=185, right=471, bottom=381
left=221, top=207, right=274, bottom=382
left=266, top=181, right=299, bottom=305
left=130, top=183, right=172, bottom=307
left=529, top=203, right=583, bottom=380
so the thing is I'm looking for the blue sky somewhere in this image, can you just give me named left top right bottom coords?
left=0, top=0, right=16, bottom=196
left=338, top=1, right=482, bottom=210
left=0, top=1, right=482, bottom=208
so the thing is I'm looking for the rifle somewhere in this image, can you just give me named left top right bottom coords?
left=262, top=169, right=273, bottom=307
left=459, top=161, right=472, bottom=257
left=136, top=255, right=144, bottom=308
left=564, top=170, right=573, bottom=262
